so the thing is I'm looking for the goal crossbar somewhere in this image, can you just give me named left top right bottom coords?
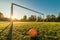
left=10, top=3, right=44, bottom=21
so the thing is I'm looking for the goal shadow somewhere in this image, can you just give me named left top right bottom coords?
left=0, top=23, right=10, bottom=40
left=6, top=22, right=13, bottom=40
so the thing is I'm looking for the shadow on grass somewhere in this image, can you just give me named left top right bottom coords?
left=0, top=24, right=10, bottom=34
left=6, top=22, right=13, bottom=40
left=0, top=23, right=10, bottom=39
left=30, top=36, right=39, bottom=40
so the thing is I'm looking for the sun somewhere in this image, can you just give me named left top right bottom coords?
left=12, top=16, right=15, bottom=20
left=11, top=15, right=21, bottom=20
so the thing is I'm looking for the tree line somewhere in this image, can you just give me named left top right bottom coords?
left=0, top=12, right=10, bottom=21
left=0, top=12, right=60, bottom=22
left=20, top=13, right=60, bottom=22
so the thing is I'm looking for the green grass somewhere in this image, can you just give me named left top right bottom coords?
left=0, top=22, right=60, bottom=40
left=0, top=22, right=10, bottom=32
left=0, top=22, right=10, bottom=40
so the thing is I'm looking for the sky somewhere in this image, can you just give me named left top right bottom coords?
left=0, top=0, right=60, bottom=19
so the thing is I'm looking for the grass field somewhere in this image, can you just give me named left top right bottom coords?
left=0, top=22, right=60, bottom=40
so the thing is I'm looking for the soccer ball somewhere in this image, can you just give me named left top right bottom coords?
left=29, top=29, right=37, bottom=37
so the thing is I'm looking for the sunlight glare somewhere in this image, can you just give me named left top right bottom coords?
left=12, top=16, right=15, bottom=20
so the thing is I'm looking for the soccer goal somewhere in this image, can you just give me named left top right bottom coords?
left=10, top=3, right=44, bottom=22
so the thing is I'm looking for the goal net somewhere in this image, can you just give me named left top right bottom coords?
left=10, top=3, right=44, bottom=22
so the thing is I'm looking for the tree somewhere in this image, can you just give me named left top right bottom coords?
left=28, top=15, right=36, bottom=21
left=50, top=15, right=56, bottom=22
left=0, top=12, right=4, bottom=19
left=21, top=15, right=27, bottom=21
left=37, top=16, right=42, bottom=22
left=45, top=15, right=51, bottom=22
left=45, top=15, right=56, bottom=22
left=57, top=13, right=60, bottom=22
left=2, top=18, right=10, bottom=21
left=23, top=15, right=27, bottom=20
left=0, top=12, right=4, bottom=21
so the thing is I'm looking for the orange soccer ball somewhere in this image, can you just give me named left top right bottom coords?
left=29, top=29, right=37, bottom=37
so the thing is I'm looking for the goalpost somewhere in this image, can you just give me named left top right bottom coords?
left=10, top=3, right=44, bottom=22
left=9, top=2, right=45, bottom=40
